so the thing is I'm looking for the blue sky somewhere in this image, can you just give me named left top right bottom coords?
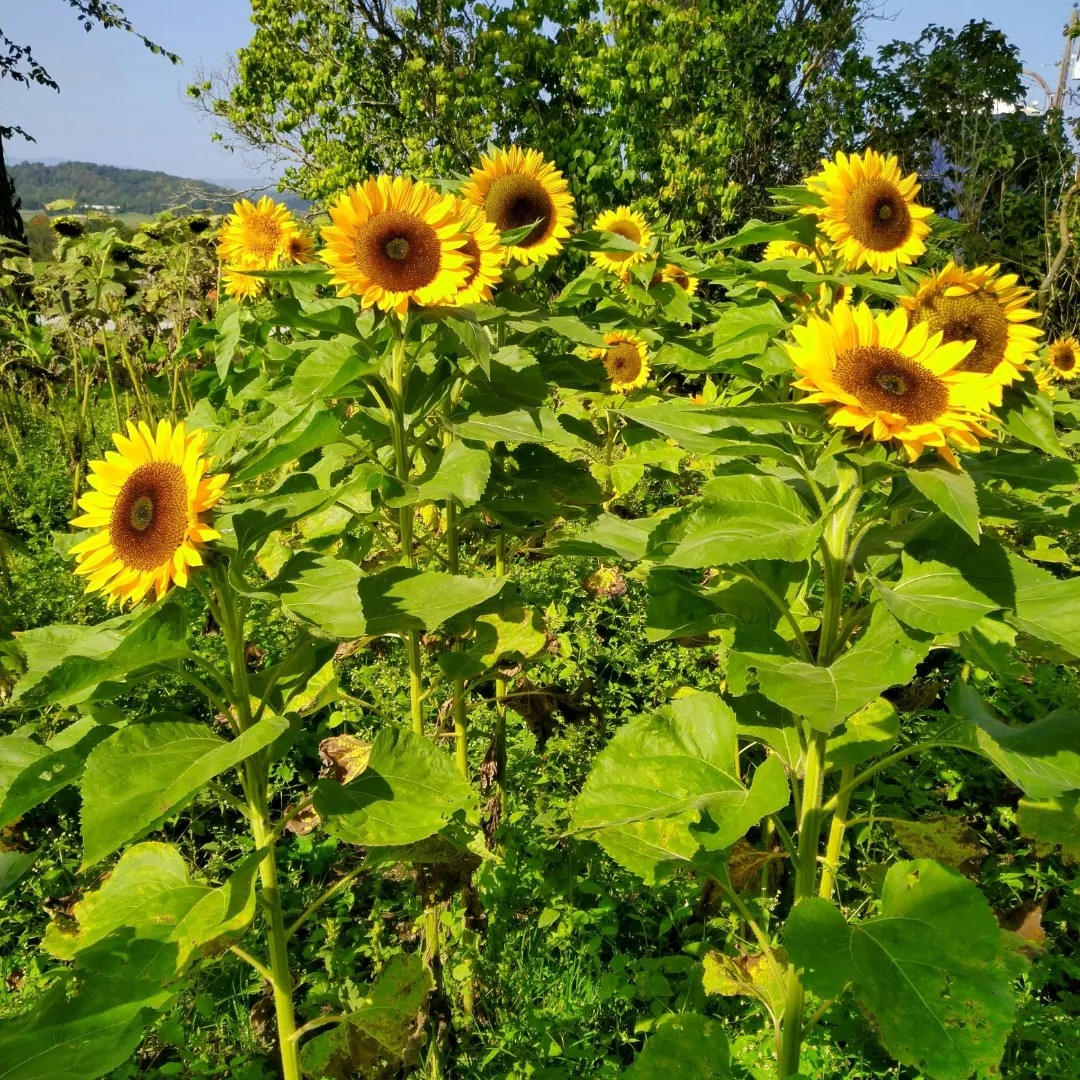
left=3, top=0, right=1075, bottom=182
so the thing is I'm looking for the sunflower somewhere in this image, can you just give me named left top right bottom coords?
left=590, top=331, right=650, bottom=393
left=786, top=302, right=995, bottom=466
left=1035, top=367, right=1058, bottom=395
left=591, top=207, right=652, bottom=278
left=221, top=268, right=265, bottom=302
left=899, top=261, right=1042, bottom=400
left=320, top=176, right=471, bottom=315
left=286, top=232, right=315, bottom=264
left=70, top=420, right=228, bottom=607
left=217, top=196, right=300, bottom=269
left=1046, top=336, right=1080, bottom=381
left=763, top=239, right=822, bottom=267
left=802, top=150, right=932, bottom=274
left=649, top=262, right=699, bottom=297
left=461, top=146, right=575, bottom=264
left=452, top=199, right=503, bottom=305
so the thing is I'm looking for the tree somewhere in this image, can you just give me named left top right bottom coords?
left=194, top=0, right=870, bottom=236
left=1, top=1, right=180, bottom=247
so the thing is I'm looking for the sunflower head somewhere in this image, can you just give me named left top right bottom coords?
left=801, top=150, right=932, bottom=274
left=899, top=261, right=1042, bottom=400
left=320, top=176, right=471, bottom=315
left=590, top=331, right=650, bottom=394
left=786, top=301, right=996, bottom=467
left=452, top=199, right=504, bottom=305
left=649, top=262, right=699, bottom=297
left=460, top=146, right=575, bottom=265
left=591, top=207, right=652, bottom=278
left=286, top=232, right=315, bottom=264
left=70, top=420, right=228, bottom=608
left=217, top=196, right=300, bottom=270
left=221, top=268, right=265, bottom=302
left=1046, top=336, right=1080, bottom=381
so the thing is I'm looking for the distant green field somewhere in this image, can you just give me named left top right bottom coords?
left=19, top=210, right=151, bottom=227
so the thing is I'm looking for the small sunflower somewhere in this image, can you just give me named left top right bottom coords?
left=590, top=331, right=650, bottom=393
left=649, top=262, right=699, bottom=297
left=802, top=150, right=932, bottom=274
left=1034, top=367, right=1058, bottom=395
left=286, top=232, right=315, bottom=264
left=461, top=146, right=575, bottom=264
left=70, top=420, right=228, bottom=607
left=452, top=199, right=503, bottom=305
left=591, top=207, right=652, bottom=278
left=786, top=302, right=995, bottom=466
left=320, top=176, right=471, bottom=315
left=221, top=268, right=265, bottom=302
left=899, top=261, right=1042, bottom=400
left=217, top=196, right=300, bottom=270
left=1046, top=336, right=1080, bottom=381
left=763, top=239, right=823, bottom=267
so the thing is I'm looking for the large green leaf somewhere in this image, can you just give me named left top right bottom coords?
left=80, top=715, right=288, bottom=867
left=999, top=380, right=1066, bottom=457
left=547, top=512, right=665, bottom=562
left=299, top=953, right=434, bottom=1079
left=785, top=860, right=1014, bottom=1080
left=624, top=1013, right=733, bottom=1077
left=314, top=728, right=473, bottom=848
left=44, top=842, right=259, bottom=969
left=0, top=721, right=114, bottom=830
left=0, top=850, right=37, bottom=898
left=1017, top=792, right=1080, bottom=863
left=644, top=566, right=780, bottom=642
left=437, top=606, right=547, bottom=680
left=906, top=463, right=980, bottom=542
left=623, top=401, right=814, bottom=457
left=13, top=604, right=190, bottom=706
left=945, top=682, right=1080, bottom=798
left=1005, top=554, right=1080, bottom=659
left=728, top=605, right=932, bottom=731
left=447, top=405, right=576, bottom=446
left=0, top=945, right=178, bottom=1080
left=264, top=557, right=505, bottom=639
left=648, top=474, right=819, bottom=567
left=405, top=441, right=491, bottom=508
left=871, top=533, right=1014, bottom=633
left=569, top=693, right=789, bottom=884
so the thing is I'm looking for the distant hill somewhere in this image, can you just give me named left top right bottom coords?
left=10, top=161, right=308, bottom=216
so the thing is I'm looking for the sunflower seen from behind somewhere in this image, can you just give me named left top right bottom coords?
left=320, top=176, right=471, bottom=315
left=461, top=147, right=575, bottom=264
left=803, top=150, right=931, bottom=274
left=591, top=331, right=650, bottom=393
left=591, top=207, right=652, bottom=278
left=1046, top=336, right=1080, bottom=381
left=787, top=301, right=995, bottom=467
left=70, top=419, right=228, bottom=607
left=899, top=261, right=1042, bottom=401
left=452, top=199, right=504, bottom=305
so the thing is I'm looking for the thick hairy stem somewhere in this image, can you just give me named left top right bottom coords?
left=493, top=531, right=509, bottom=824
left=215, top=574, right=301, bottom=1080
left=818, top=765, right=854, bottom=901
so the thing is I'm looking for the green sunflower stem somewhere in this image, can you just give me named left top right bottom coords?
left=212, top=571, right=301, bottom=1080
left=493, top=530, right=509, bottom=829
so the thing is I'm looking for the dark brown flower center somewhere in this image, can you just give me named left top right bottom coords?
left=603, top=342, right=643, bottom=385
left=1050, top=342, right=1077, bottom=373
left=460, top=235, right=481, bottom=289
left=844, top=177, right=913, bottom=253
left=914, top=291, right=1010, bottom=375
left=605, top=219, right=641, bottom=262
left=484, top=174, right=553, bottom=247
left=835, top=345, right=948, bottom=423
left=352, top=210, right=441, bottom=293
left=109, top=462, right=189, bottom=571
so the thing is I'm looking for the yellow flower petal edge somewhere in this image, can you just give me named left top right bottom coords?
left=590, top=330, right=651, bottom=393
left=320, top=175, right=471, bottom=315
left=591, top=206, right=652, bottom=278
left=70, top=419, right=228, bottom=608
left=1046, top=336, right=1080, bottom=381
left=785, top=301, right=996, bottom=467
left=452, top=199, right=504, bottom=305
left=801, top=149, right=932, bottom=274
left=899, top=260, right=1042, bottom=402
left=217, top=196, right=301, bottom=270
left=649, top=262, right=699, bottom=297
left=461, top=146, right=575, bottom=265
